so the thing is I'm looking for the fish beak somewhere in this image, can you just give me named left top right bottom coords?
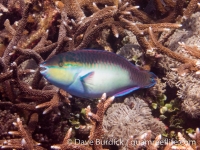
left=39, top=63, right=48, bottom=74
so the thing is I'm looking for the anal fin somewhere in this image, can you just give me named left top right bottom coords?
left=114, top=87, right=139, bottom=97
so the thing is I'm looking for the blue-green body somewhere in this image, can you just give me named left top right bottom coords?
left=40, top=50, right=156, bottom=98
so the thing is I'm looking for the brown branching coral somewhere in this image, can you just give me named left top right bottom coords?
left=127, top=128, right=200, bottom=150
left=189, top=128, right=200, bottom=149
left=0, top=117, right=44, bottom=150
left=51, top=128, right=91, bottom=150
left=77, top=0, right=119, bottom=13
left=127, top=130, right=162, bottom=150
left=85, top=93, right=114, bottom=150
left=18, top=1, right=59, bottom=49
left=51, top=93, right=114, bottom=150
left=0, top=110, right=18, bottom=139
left=36, top=89, right=71, bottom=114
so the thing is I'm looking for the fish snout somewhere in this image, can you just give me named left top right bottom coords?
left=39, top=63, right=48, bottom=74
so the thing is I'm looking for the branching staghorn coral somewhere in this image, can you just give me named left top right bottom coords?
left=127, top=128, right=200, bottom=150
left=85, top=93, right=114, bottom=150
left=0, top=116, right=44, bottom=149
left=127, top=130, right=162, bottom=150
left=51, top=93, right=114, bottom=150
left=0, top=110, right=18, bottom=139
left=51, top=128, right=91, bottom=150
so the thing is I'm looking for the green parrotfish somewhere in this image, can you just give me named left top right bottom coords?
left=40, top=50, right=156, bottom=98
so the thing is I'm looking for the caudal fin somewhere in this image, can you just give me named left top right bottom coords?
left=144, top=72, right=157, bottom=88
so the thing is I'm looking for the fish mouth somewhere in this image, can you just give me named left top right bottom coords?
left=39, top=64, right=48, bottom=74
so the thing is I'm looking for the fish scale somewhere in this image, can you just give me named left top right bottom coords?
left=40, top=50, right=157, bottom=98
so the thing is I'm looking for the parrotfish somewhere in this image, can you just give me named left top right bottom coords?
left=40, top=50, right=156, bottom=98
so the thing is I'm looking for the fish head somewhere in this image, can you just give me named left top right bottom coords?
left=40, top=54, right=79, bottom=88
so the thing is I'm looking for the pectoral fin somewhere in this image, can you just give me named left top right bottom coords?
left=80, top=72, right=95, bottom=93
left=114, top=87, right=140, bottom=97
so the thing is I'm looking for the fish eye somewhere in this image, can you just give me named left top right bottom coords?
left=58, top=61, right=64, bottom=67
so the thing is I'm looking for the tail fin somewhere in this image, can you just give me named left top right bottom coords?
left=144, top=72, right=157, bottom=88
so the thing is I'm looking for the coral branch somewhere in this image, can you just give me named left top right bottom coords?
left=183, top=0, right=198, bottom=19
left=85, top=93, right=114, bottom=149
left=2, top=0, right=31, bottom=65
left=1, top=118, right=43, bottom=150
left=51, top=128, right=90, bottom=150
left=148, top=27, right=198, bottom=71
